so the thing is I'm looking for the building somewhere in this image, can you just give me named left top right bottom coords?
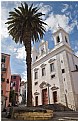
left=19, top=81, right=27, bottom=105
left=1, top=53, right=11, bottom=111
left=32, top=27, right=78, bottom=110
left=10, top=74, right=21, bottom=105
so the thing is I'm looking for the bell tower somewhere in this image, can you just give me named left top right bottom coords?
left=53, top=26, right=71, bottom=48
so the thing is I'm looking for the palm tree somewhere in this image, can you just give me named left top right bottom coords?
left=6, top=2, right=47, bottom=107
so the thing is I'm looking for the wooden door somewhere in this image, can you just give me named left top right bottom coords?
left=35, top=96, right=38, bottom=106
left=53, top=91, right=57, bottom=103
left=42, top=88, right=48, bottom=105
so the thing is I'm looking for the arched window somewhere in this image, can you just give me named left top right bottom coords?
left=36, top=56, right=38, bottom=60
left=65, top=36, right=68, bottom=43
left=34, top=71, right=38, bottom=79
left=56, top=36, right=60, bottom=43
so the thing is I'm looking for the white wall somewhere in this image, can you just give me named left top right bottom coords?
left=71, top=72, right=78, bottom=94
left=32, top=54, right=61, bottom=106
left=67, top=53, right=78, bottom=94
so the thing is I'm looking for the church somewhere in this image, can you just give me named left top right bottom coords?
left=31, top=27, right=78, bottom=111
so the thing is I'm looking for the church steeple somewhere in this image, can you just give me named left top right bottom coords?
left=53, top=26, right=70, bottom=48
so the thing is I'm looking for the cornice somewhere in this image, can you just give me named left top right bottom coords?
left=40, top=63, right=46, bottom=68
left=34, top=68, right=39, bottom=71
left=34, top=91, right=40, bottom=95
left=53, top=28, right=68, bottom=36
left=51, top=84, right=59, bottom=91
left=48, top=58, right=56, bottom=63
left=39, top=81, right=51, bottom=88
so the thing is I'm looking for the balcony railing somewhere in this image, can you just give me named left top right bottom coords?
left=1, top=78, right=5, bottom=82
left=1, top=67, right=6, bottom=72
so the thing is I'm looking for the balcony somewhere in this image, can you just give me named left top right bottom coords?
left=1, top=78, right=5, bottom=82
left=1, top=58, right=6, bottom=63
left=1, top=67, right=6, bottom=72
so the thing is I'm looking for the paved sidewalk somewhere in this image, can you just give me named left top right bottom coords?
left=2, top=117, right=78, bottom=121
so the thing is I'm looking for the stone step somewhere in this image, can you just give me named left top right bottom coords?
left=52, top=117, right=78, bottom=121
left=54, top=111, right=78, bottom=117
left=13, top=107, right=53, bottom=120
left=14, top=114, right=53, bottom=120
left=36, top=104, right=72, bottom=111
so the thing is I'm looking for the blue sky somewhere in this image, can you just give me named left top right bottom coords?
left=1, top=1, right=78, bottom=81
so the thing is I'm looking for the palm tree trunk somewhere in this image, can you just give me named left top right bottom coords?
left=25, top=40, right=32, bottom=107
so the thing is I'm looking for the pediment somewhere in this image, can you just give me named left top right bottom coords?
left=48, top=58, right=56, bottom=63
left=34, top=92, right=40, bottom=95
left=39, top=81, right=51, bottom=88
left=51, top=85, right=59, bottom=91
left=40, top=64, right=46, bottom=68
left=34, top=68, right=39, bottom=71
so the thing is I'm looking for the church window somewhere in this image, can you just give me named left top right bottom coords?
left=34, top=71, right=38, bottom=79
left=42, top=67, right=45, bottom=76
left=51, top=74, right=55, bottom=79
left=36, top=56, right=38, bottom=60
left=56, top=36, right=60, bottom=43
left=61, top=60, right=63, bottom=63
left=62, top=69, right=65, bottom=73
left=75, top=65, right=78, bottom=70
left=65, top=36, right=68, bottom=43
left=64, top=78, right=65, bottom=81
left=50, top=63, right=54, bottom=72
left=34, top=82, right=38, bottom=85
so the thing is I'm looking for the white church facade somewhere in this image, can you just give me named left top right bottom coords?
left=31, top=27, right=78, bottom=111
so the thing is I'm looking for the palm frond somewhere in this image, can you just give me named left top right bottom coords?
left=18, top=3, right=25, bottom=14
left=29, top=3, right=33, bottom=12
left=9, top=11, right=20, bottom=17
left=14, top=8, right=22, bottom=16
left=32, top=7, right=39, bottom=14
left=24, top=2, right=28, bottom=11
left=6, top=2, right=47, bottom=44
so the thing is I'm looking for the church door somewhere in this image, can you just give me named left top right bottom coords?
left=53, top=91, right=57, bottom=103
left=42, top=88, right=48, bottom=105
left=35, top=96, right=38, bottom=106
